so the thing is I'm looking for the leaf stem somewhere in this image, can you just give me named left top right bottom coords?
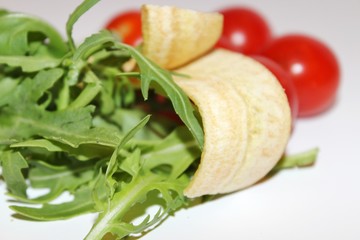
left=272, top=148, right=319, bottom=172
left=84, top=174, right=160, bottom=240
left=68, top=70, right=102, bottom=109
left=115, top=72, right=141, bottom=77
left=56, top=78, right=70, bottom=110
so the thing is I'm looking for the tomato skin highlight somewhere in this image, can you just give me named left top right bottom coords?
left=261, top=34, right=340, bottom=117
left=216, top=7, right=272, bottom=54
left=105, top=10, right=142, bottom=46
left=251, top=55, right=299, bottom=126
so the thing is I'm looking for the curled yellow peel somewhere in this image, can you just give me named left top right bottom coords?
left=174, top=49, right=291, bottom=198
left=141, top=4, right=223, bottom=69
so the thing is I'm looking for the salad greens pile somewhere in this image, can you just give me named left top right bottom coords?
left=0, top=0, right=317, bottom=239
left=0, top=0, right=202, bottom=239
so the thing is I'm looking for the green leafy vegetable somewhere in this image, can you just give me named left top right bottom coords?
left=0, top=11, right=67, bottom=57
left=11, top=160, right=95, bottom=203
left=11, top=183, right=106, bottom=220
left=84, top=126, right=199, bottom=240
left=0, top=0, right=203, bottom=239
left=0, top=55, right=61, bottom=72
left=70, top=30, right=205, bottom=148
left=1, top=151, right=28, bottom=198
left=116, top=40, right=205, bottom=149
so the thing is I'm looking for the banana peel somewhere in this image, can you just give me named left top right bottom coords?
left=140, top=5, right=291, bottom=198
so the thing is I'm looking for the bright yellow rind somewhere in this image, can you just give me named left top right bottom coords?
left=141, top=4, right=223, bottom=69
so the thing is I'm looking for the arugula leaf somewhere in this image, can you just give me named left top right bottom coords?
left=0, top=67, right=122, bottom=146
left=66, top=0, right=102, bottom=52
left=0, top=12, right=67, bottom=57
left=1, top=1, right=203, bottom=239
left=64, top=30, right=204, bottom=149
left=0, top=76, right=20, bottom=106
left=8, top=123, right=199, bottom=237
left=11, top=139, right=113, bottom=161
left=0, top=103, right=126, bottom=148
left=0, top=68, right=63, bottom=109
left=117, top=41, right=204, bottom=149
left=105, top=115, right=150, bottom=197
left=0, top=103, right=86, bottom=142
left=6, top=160, right=95, bottom=204
left=14, top=68, right=63, bottom=104
left=142, top=126, right=200, bottom=179
left=67, top=70, right=102, bottom=109
left=0, top=55, right=61, bottom=72
left=1, top=151, right=28, bottom=198
left=73, top=28, right=117, bottom=61
left=84, top=126, right=200, bottom=239
left=10, top=183, right=106, bottom=220
left=105, top=109, right=166, bottom=140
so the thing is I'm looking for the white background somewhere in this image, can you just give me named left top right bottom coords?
left=1, top=0, right=360, bottom=239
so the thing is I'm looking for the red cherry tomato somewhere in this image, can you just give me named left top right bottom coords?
left=261, top=34, right=340, bottom=117
left=216, top=7, right=272, bottom=54
left=105, top=10, right=142, bottom=46
left=252, top=55, right=299, bottom=126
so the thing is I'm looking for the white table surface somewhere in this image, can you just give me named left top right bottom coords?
left=1, top=0, right=360, bottom=239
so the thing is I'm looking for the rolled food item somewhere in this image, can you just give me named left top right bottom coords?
left=141, top=4, right=291, bottom=198
left=174, top=49, right=291, bottom=197
left=141, top=4, right=223, bottom=69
